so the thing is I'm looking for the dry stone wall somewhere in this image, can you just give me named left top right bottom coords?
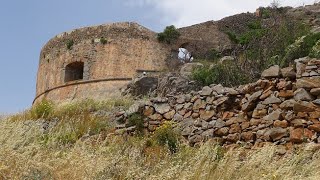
left=116, top=58, right=320, bottom=147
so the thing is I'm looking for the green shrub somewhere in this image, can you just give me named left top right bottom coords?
left=238, top=21, right=266, bottom=45
left=153, top=121, right=179, bottom=153
left=127, top=113, right=144, bottom=134
left=309, top=39, right=320, bottom=58
left=226, top=31, right=239, bottom=44
left=206, top=49, right=222, bottom=60
left=192, top=62, right=252, bottom=87
left=239, top=29, right=267, bottom=45
left=31, top=99, right=54, bottom=119
left=100, top=37, right=108, bottom=45
left=261, top=8, right=271, bottom=18
left=66, top=40, right=74, bottom=50
left=247, top=20, right=262, bottom=30
left=281, top=32, right=320, bottom=66
left=157, top=25, right=181, bottom=44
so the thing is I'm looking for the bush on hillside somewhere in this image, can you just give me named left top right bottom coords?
left=281, top=32, right=320, bottom=66
left=309, top=39, right=320, bottom=58
left=66, top=40, right=74, bottom=50
left=223, top=16, right=310, bottom=77
left=153, top=121, right=179, bottom=153
left=192, top=62, right=252, bottom=87
left=100, top=37, right=108, bottom=45
left=206, top=49, right=222, bottom=61
left=157, top=25, right=181, bottom=44
left=31, top=99, right=54, bottom=119
left=127, top=113, right=145, bottom=134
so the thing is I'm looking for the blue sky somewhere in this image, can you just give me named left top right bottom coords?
left=0, top=0, right=316, bottom=114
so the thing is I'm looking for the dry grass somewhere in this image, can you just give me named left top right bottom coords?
left=10, top=97, right=134, bottom=122
left=2, top=98, right=320, bottom=179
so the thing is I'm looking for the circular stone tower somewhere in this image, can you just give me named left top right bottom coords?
left=34, top=22, right=170, bottom=104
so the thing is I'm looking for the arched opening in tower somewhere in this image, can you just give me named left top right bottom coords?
left=178, top=43, right=193, bottom=63
left=64, top=62, right=84, bottom=83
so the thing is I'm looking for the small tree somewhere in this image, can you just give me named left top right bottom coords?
left=157, top=25, right=181, bottom=44
left=270, top=0, right=281, bottom=9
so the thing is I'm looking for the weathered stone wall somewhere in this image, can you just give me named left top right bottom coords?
left=35, top=22, right=171, bottom=104
left=116, top=58, right=320, bottom=147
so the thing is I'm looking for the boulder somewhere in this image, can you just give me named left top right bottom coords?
left=200, top=86, right=212, bottom=96
left=229, top=124, right=242, bottom=133
left=263, top=109, right=282, bottom=121
left=274, top=120, right=288, bottom=128
left=215, top=119, right=226, bottom=128
left=313, top=99, right=320, bottom=105
left=163, top=110, right=176, bottom=120
left=309, top=124, right=320, bottom=132
left=188, top=135, right=203, bottom=145
left=281, top=67, right=296, bottom=79
left=296, top=77, right=320, bottom=89
left=193, top=99, right=206, bottom=110
left=295, top=57, right=308, bottom=78
left=173, top=113, right=184, bottom=122
left=211, top=84, right=225, bottom=94
left=261, top=65, right=280, bottom=78
left=293, top=101, right=316, bottom=112
left=290, top=128, right=304, bottom=143
left=310, top=88, right=320, bottom=96
left=279, top=90, right=294, bottom=98
left=266, top=127, right=288, bottom=141
left=215, top=127, right=230, bottom=136
left=290, top=119, right=307, bottom=127
left=154, top=103, right=171, bottom=114
left=242, top=90, right=263, bottom=111
left=280, top=99, right=297, bottom=110
left=226, top=133, right=241, bottom=143
left=199, top=110, right=216, bottom=121
left=252, top=108, right=267, bottom=118
left=294, top=88, right=314, bottom=101
left=241, top=131, right=255, bottom=142
left=148, top=113, right=163, bottom=120
left=143, top=106, right=154, bottom=116
left=124, top=76, right=158, bottom=96
left=157, top=73, right=200, bottom=96
left=262, top=95, right=282, bottom=105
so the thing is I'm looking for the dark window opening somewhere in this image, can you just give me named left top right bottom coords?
left=64, top=62, right=84, bottom=82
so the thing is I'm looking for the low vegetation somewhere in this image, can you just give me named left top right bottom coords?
left=219, top=7, right=311, bottom=80
left=2, top=97, right=320, bottom=179
left=192, top=62, right=252, bottom=87
left=100, top=37, right=108, bottom=44
left=1, top=116, right=320, bottom=180
left=282, top=32, right=320, bottom=66
left=127, top=113, right=145, bottom=134
left=157, top=25, right=181, bottom=44
left=66, top=39, right=74, bottom=50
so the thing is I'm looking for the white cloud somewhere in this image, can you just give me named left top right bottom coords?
left=125, top=0, right=318, bottom=27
